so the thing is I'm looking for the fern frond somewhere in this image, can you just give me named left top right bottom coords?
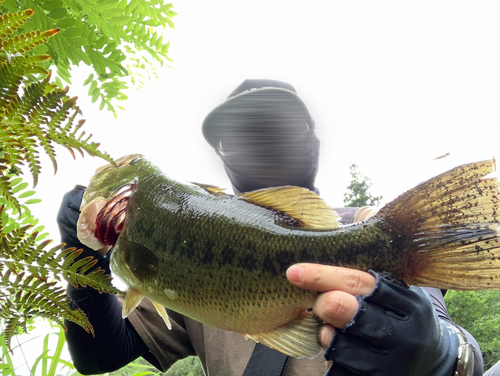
left=0, top=3, right=124, bottom=350
left=23, top=141, right=42, bottom=187
left=0, top=56, right=23, bottom=110
left=60, top=248, right=121, bottom=295
left=2, top=316, right=20, bottom=350
left=0, top=224, right=121, bottom=348
left=45, top=92, right=77, bottom=129
left=24, top=53, right=50, bottom=69
left=0, top=10, right=34, bottom=39
left=2, top=29, right=59, bottom=55
left=0, top=266, right=94, bottom=340
left=0, top=184, right=22, bottom=225
left=0, top=52, right=113, bottom=186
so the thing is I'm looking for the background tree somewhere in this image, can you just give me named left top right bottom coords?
left=0, top=0, right=176, bottom=117
left=343, top=164, right=383, bottom=207
left=445, top=290, right=500, bottom=370
left=165, top=356, right=203, bottom=376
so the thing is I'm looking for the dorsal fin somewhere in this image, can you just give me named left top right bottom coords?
left=239, top=186, right=341, bottom=230
left=191, top=182, right=227, bottom=195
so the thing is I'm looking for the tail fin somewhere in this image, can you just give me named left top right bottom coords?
left=381, top=159, right=500, bottom=290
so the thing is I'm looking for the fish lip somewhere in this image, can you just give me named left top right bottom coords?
left=78, top=182, right=136, bottom=250
left=77, top=198, right=107, bottom=250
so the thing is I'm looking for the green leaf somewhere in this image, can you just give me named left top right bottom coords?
left=56, top=17, right=77, bottom=28
left=35, top=232, right=50, bottom=241
left=100, top=8, right=124, bottom=18
left=12, top=182, right=29, bottom=194
left=142, top=19, right=160, bottom=27
left=108, top=16, right=131, bottom=26
left=88, top=80, right=97, bottom=96
left=1, top=0, right=18, bottom=8
left=73, top=47, right=92, bottom=65
left=62, top=28, right=82, bottom=38
left=18, top=190, right=36, bottom=199
left=40, top=0, right=64, bottom=11
left=102, top=42, right=117, bottom=55
left=24, top=198, right=42, bottom=205
left=107, top=49, right=123, bottom=61
left=91, top=88, right=101, bottom=103
left=48, top=8, right=67, bottom=19
left=83, top=74, right=95, bottom=86
left=116, top=92, right=128, bottom=101
left=94, top=36, right=108, bottom=50
left=95, top=0, right=120, bottom=10
left=10, top=178, right=23, bottom=187
left=166, top=17, right=175, bottom=29
left=32, top=225, right=45, bottom=233
left=67, top=37, right=88, bottom=46
left=0, top=364, right=15, bottom=371
left=54, top=76, right=63, bottom=88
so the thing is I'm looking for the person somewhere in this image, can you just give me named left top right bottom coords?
left=58, top=80, right=484, bottom=376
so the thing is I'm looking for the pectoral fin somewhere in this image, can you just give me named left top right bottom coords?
left=151, top=300, right=172, bottom=330
left=122, top=287, right=145, bottom=319
left=120, top=239, right=159, bottom=282
left=245, top=311, right=323, bottom=359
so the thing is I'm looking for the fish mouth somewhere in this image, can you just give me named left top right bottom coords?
left=77, top=183, right=135, bottom=250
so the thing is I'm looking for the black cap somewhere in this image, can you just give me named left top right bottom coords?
left=202, top=79, right=320, bottom=194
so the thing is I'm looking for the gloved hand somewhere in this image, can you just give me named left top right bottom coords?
left=325, top=271, right=458, bottom=376
left=287, top=265, right=459, bottom=376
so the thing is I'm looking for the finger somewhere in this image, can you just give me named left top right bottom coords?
left=287, top=264, right=376, bottom=296
left=314, top=290, right=360, bottom=329
left=325, top=360, right=332, bottom=371
left=319, top=323, right=336, bottom=349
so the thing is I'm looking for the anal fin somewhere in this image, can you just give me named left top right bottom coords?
left=151, top=300, right=172, bottom=330
left=122, top=287, right=145, bottom=319
left=245, top=312, right=323, bottom=359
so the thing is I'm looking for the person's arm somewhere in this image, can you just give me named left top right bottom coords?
left=287, top=264, right=481, bottom=376
left=65, top=275, right=153, bottom=374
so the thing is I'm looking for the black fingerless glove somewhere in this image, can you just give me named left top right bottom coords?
left=324, top=270, right=459, bottom=376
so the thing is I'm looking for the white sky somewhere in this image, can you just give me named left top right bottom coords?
left=13, top=1, right=500, bottom=372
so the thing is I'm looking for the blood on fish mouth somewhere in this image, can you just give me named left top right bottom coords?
left=95, top=184, right=134, bottom=246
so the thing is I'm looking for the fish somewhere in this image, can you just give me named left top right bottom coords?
left=77, top=154, right=500, bottom=359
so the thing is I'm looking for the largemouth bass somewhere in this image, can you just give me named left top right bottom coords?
left=77, top=155, right=500, bottom=359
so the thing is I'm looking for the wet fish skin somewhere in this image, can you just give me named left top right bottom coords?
left=78, top=155, right=500, bottom=359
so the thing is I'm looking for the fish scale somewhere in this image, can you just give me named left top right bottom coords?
left=77, top=155, right=500, bottom=359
